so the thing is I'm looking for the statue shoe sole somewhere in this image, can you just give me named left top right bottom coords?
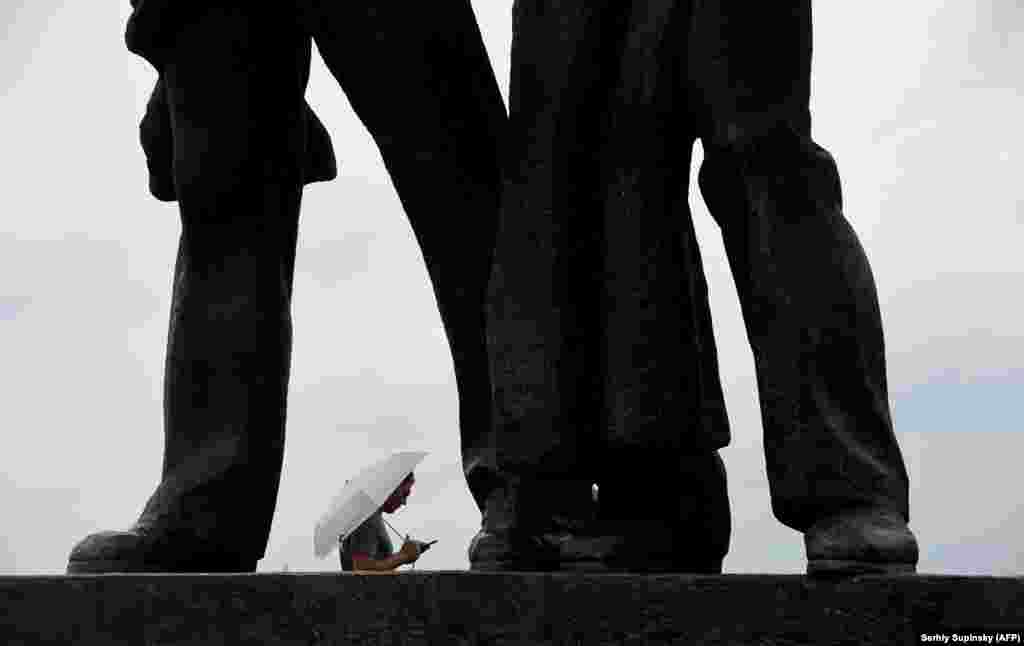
left=68, top=558, right=168, bottom=574
left=807, top=559, right=916, bottom=577
left=468, top=560, right=559, bottom=572
left=560, top=559, right=723, bottom=574
left=67, top=555, right=256, bottom=574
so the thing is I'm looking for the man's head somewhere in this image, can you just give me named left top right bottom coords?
left=381, top=472, right=415, bottom=514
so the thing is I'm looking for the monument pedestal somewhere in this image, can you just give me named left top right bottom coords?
left=3, top=573, right=1022, bottom=645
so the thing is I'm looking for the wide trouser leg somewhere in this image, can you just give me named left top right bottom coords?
left=688, top=0, right=910, bottom=531
left=132, top=4, right=311, bottom=565
left=302, top=0, right=505, bottom=511
left=471, top=1, right=731, bottom=572
left=488, top=1, right=728, bottom=484
left=590, top=0, right=731, bottom=464
left=587, top=0, right=730, bottom=567
left=486, top=1, right=612, bottom=479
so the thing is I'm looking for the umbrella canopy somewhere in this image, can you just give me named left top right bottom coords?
left=313, top=451, right=427, bottom=558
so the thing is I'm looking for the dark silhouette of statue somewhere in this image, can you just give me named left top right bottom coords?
left=67, top=0, right=506, bottom=572
left=469, top=0, right=919, bottom=574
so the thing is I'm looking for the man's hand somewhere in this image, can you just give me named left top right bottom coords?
left=351, top=537, right=434, bottom=571
left=398, top=536, right=422, bottom=564
left=415, top=539, right=438, bottom=553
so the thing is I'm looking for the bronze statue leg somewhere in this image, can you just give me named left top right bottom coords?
left=473, top=2, right=623, bottom=570
left=69, top=0, right=505, bottom=573
left=687, top=0, right=916, bottom=571
left=486, top=2, right=727, bottom=472
left=300, top=0, right=506, bottom=512
left=474, top=0, right=730, bottom=572
left=585, top=0, right=732, bottom=571
left=68, top=4, right=312, bottom=572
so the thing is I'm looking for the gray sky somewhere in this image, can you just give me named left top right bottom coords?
left=1, top=1, right=1021, bottom=575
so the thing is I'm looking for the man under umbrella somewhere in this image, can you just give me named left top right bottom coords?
left=339, top=473, right=435, bottom=572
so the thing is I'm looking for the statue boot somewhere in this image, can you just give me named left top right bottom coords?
left=804, top=507, right=918, bottom=576
left=468, top=477, right=597, bottom=571
left=65, top=432, right=274, bottom=574
left=67, top=182, right=300, bottom=573
left=569, top=452, right=730, bottom=573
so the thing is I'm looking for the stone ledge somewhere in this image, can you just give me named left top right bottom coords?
left=2, top=573, right=1022, bottom=645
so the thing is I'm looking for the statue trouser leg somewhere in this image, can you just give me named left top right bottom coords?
left=301, top=0, right=505, bottom=515
left=69, top=0, right=504, bottom=573
left=475, top=0, right=731, bottom=572
left=689, top=0, right=917, bottom=573
left=68, top=4, right=311, bottom=572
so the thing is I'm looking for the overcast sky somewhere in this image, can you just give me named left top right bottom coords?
left=1, top=1, right=1021, bottom=576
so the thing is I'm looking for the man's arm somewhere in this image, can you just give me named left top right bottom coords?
left=351, top=539, right=421, bottom=572
left=350, top=552, right=410, bottom=572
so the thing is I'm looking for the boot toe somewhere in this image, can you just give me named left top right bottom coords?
left=468, top=529, right=559, bottom=572
left=66, top=529, right=163, bottom=573
left=67, top=528, right=256, bottom=574
left=69, top=530, right=142, bottom=561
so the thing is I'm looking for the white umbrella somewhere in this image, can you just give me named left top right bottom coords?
left=312, top=450, right=428, bottom=558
